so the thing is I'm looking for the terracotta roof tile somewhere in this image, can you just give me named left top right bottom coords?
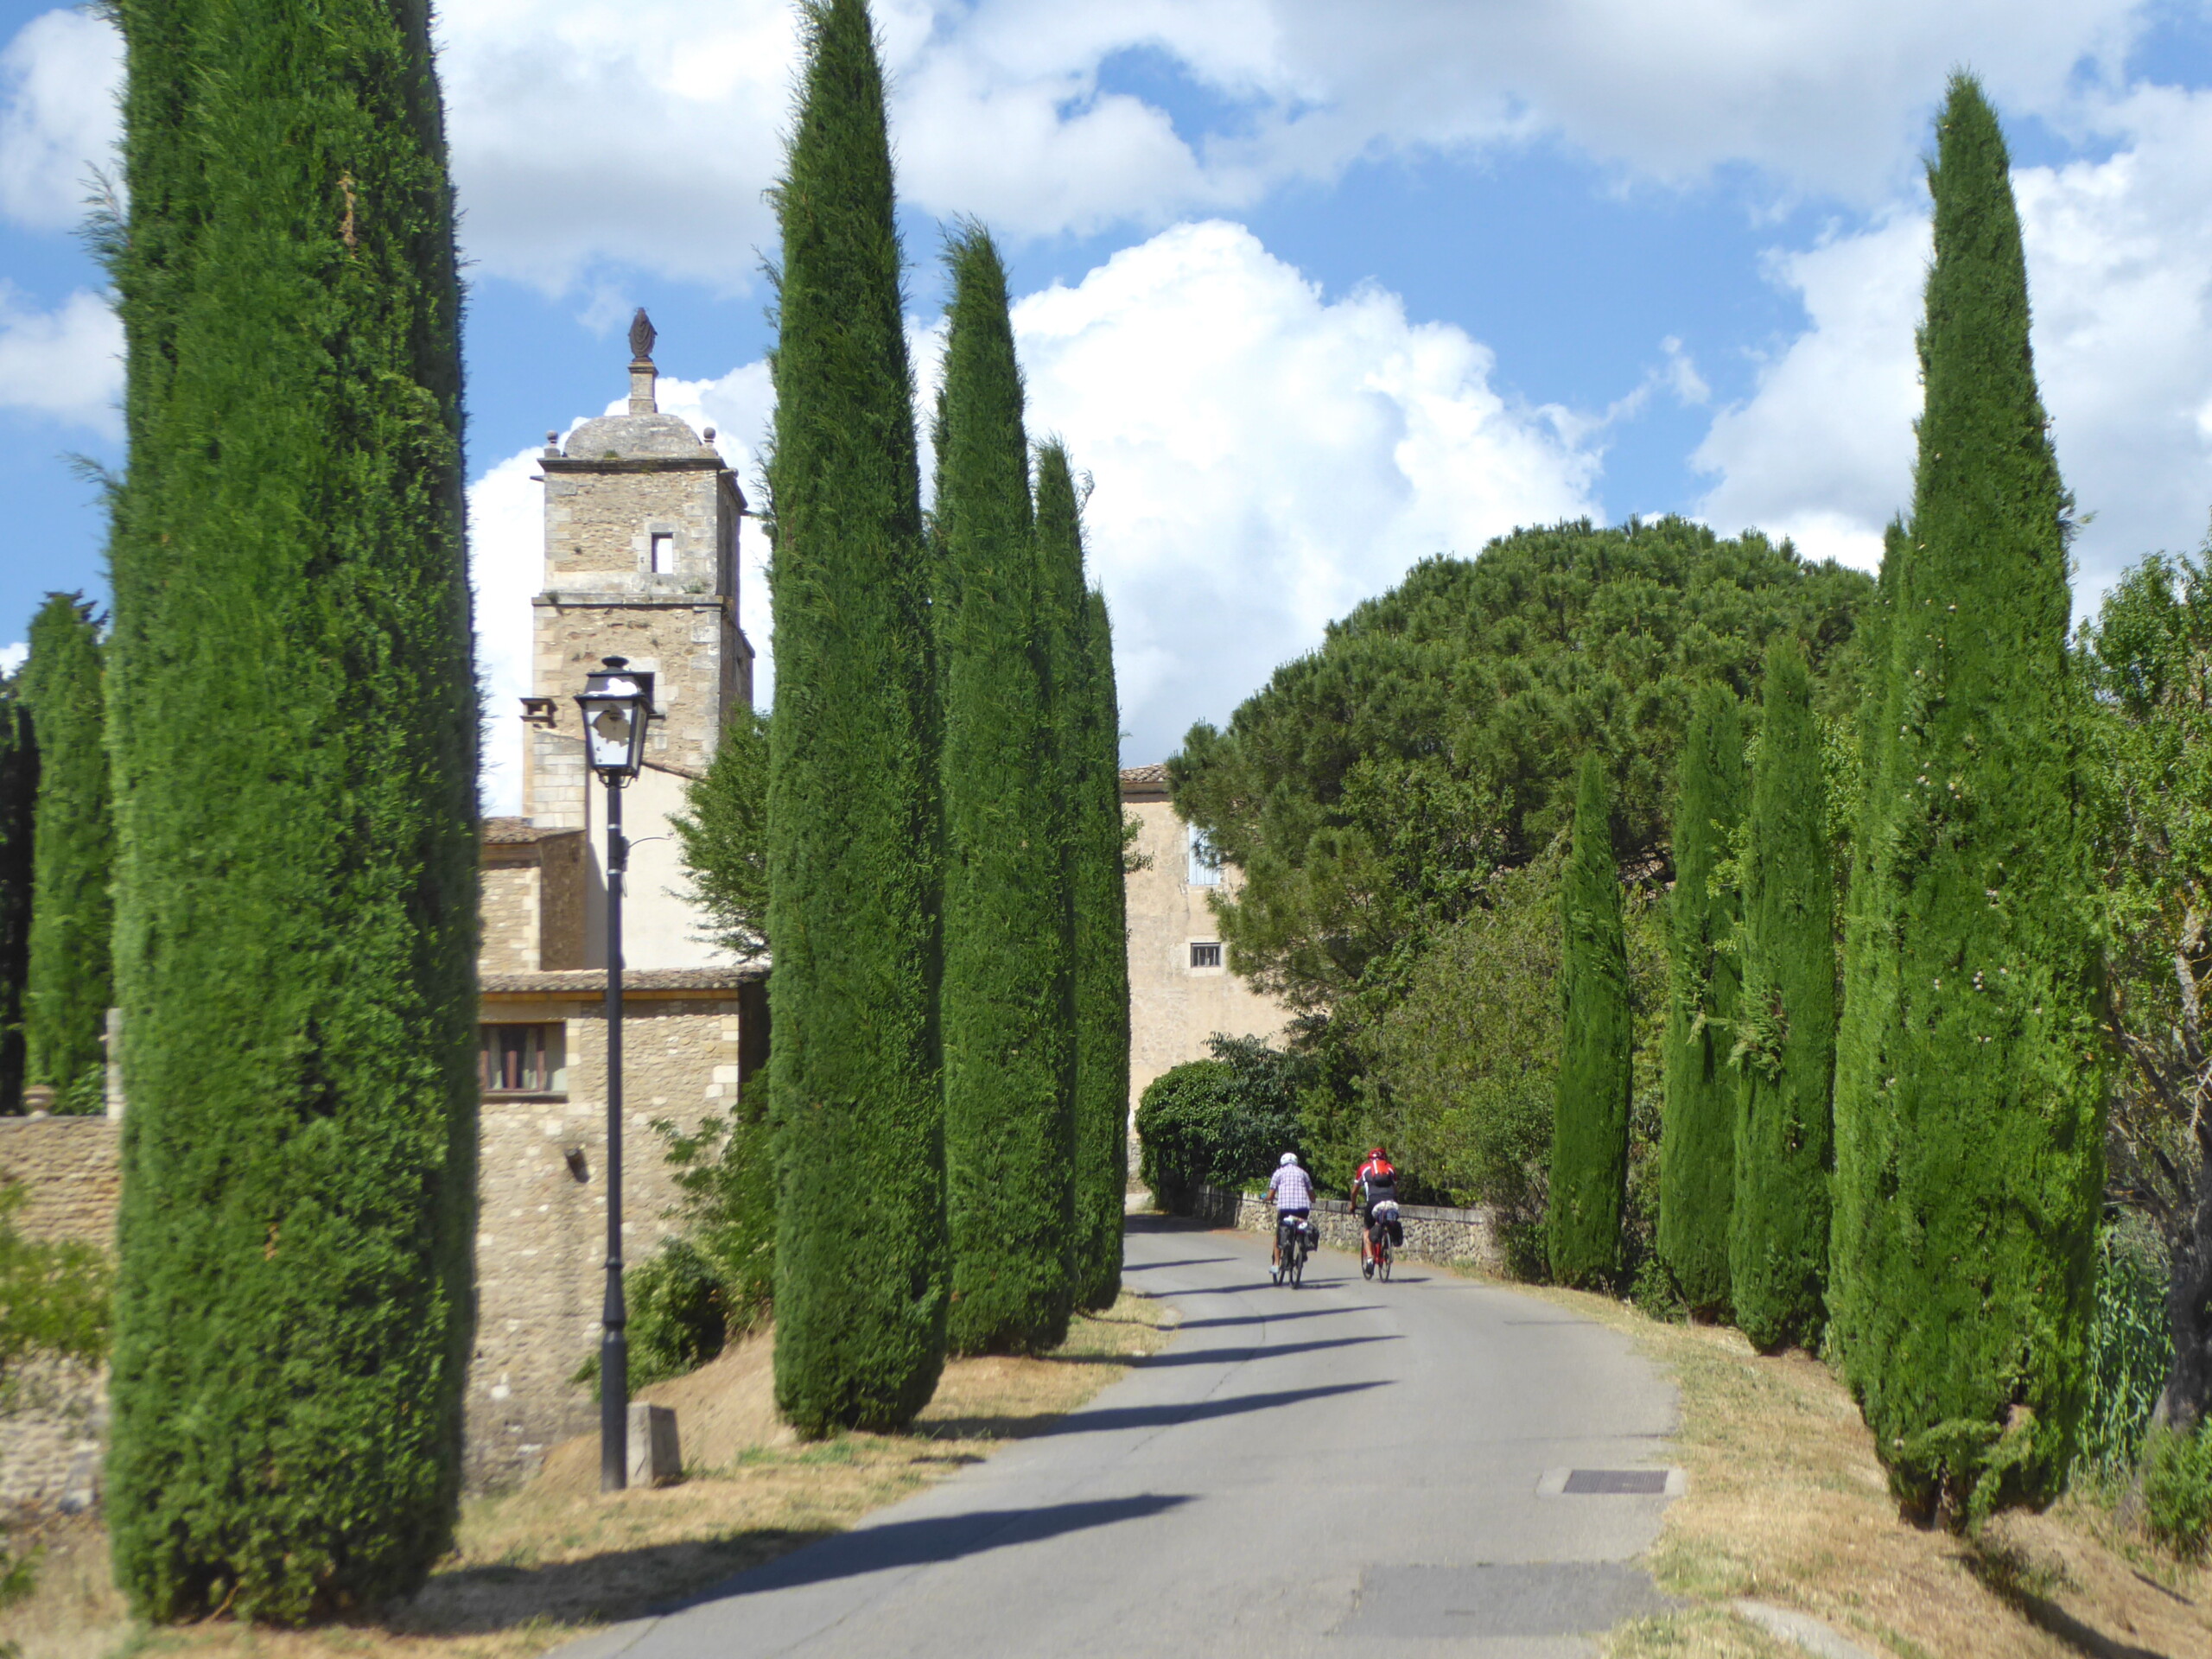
left=480, top=967, right=766, bottom=995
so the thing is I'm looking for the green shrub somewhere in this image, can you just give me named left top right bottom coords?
left=2077, top=1220, right=2172, bottom=1479
left=1136, top=1036, right=1306, bottom=1196
left=2144, top=1421, right=2212, bottom=1560
left=627, top=1239, right=728, bottom=1389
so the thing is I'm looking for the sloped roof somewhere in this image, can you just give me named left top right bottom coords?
left=480, top=967, right=766, bottom=995
left=1119, top=763, right=1170, bottom=796
left=482, top=817, right=584, bottom=845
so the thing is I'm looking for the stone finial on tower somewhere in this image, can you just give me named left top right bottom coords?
left=628, top=308, right=658, bottom=415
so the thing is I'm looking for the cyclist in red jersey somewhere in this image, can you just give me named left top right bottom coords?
left=1353, top=1147, right=1398, bottom=1278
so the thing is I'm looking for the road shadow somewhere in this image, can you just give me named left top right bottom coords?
left=1035, top=1333, right=1402, bottom=1370
left=1122, top=1258, right=1237, bottom=1273
left=666, top=1495, right=1193, bottom=1610
left=925, top=1379, right=1388, bottom=1442
left=1174, top=1306, right=1385, bottom=1329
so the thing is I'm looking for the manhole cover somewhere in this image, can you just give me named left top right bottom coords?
left=1565, top=1469, right=1669, bottom=1495
left=1335, top=1562, right=1677, bottom=1640
left=1538, top=1465, right=1683, bottom=1497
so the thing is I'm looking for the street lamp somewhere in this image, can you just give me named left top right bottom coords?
left=575, top=655, right=654, bottom=1493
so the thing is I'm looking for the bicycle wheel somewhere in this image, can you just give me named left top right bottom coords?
left=1290, top=1244, right=1305, bottom=1288
left=1380, top=1241, right=1393, bottom=1282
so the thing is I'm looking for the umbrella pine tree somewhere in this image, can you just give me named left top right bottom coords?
left=1549, top=753, right=1630, bottom=1287
left=934, top=226, right=1074, bottom=1354
left=1658, top=683, right=1745, bottom=1315
left=21, top=594, right=113, bottom=1108
left=1731, top=638, right=1836, bottom=1352
left=1828, top=75, right=2107, bottom=1522
left=102, top=0, right=478, bottom=1619
left=765, top=0, right=948, bottom=1432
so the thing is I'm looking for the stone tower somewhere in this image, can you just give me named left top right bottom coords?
left=522, top=312, right=753, bottom=968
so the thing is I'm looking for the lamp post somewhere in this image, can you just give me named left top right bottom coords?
left=575, top=655, right=654, bottom=1493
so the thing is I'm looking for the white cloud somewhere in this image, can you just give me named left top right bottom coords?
left=1694, top=83, right=2212, bottom=601
left=1011, top=220, right=1599, bottom=760
left=0, top=285, right=122, bottom=435
left=0, top=641, right=24, bottom=677
left=0, top=9, right=118, bottom=231
left=471, top=222, right=1599, bottom=786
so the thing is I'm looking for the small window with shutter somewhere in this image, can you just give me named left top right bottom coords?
left=480, top=1024, right=568, bottom=1096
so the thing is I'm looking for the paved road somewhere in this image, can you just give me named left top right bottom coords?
left=565, top=1216, right=1681, bottom=1659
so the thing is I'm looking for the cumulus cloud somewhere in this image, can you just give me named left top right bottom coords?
left=0, top=9, right=118, bottom=231
left=1694, top=83, right=2212, bottom=600
left=0, top=641, right=24, bottom=677
left=471, top=221, right=1600, bottom=794
left=0, top=285, right=122, bottom=435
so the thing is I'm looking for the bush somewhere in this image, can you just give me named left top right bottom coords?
left=2078, top=1219, right=2172, bottom=1479
left=1136, top=1036, right=1306, bottom=1195
left=627, top=1239, right=729, bottom=1390
left=2144, top=1420, right=2212, bottom=1560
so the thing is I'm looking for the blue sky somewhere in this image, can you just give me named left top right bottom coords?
left=6, top=0, right=2212, bottom=796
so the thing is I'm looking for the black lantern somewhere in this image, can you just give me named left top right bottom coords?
left=575, top=657, right=654, bottom=779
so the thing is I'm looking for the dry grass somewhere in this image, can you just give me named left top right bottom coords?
left=0, top=1291, right=1173, bottom=1659
left=1494, top=1283, right=2212, bottom=1659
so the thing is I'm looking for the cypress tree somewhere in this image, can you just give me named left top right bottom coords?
left=1549, top=753, right=1630, bottom=1287
left=103, top=0, right=477, bottom=1620
left=1828, top=75, right=2107, bottom=1522
left=766, top=0, right=947, bottom=1432
left=1039, top=442, right=1130, bottom=1310
left=1658, top=682, right=1745, bottom=1316
left=21, top=594, right=114, bottom=1109
left=1730, top=638, right=1835, bottom=1352
left=934, top=226, right=1074, bottom=1354
left=0, top=689, right=31, bottom=1115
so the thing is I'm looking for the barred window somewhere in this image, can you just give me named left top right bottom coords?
left=1189, top=942, right=1223, bottom=969
left=480, top=1024, right=567, bottom=1096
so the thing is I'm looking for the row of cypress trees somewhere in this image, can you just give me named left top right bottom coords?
left=1552, top=75, right=2106, bottom=1524
left=767, top=0, right=1130, bottom=1431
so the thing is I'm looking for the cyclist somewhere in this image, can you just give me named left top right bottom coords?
left=1267, top=1151, right=1315, bottom=1271
left=1353, top=1147, right=1399, bottom=1279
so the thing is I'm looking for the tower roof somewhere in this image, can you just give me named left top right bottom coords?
left=559, top=308, right=721, bottom=463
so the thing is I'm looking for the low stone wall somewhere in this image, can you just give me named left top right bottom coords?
left=0, top=1116, right=120, bottom=1516
left=1164, top=1180, right=1503, bottom=1274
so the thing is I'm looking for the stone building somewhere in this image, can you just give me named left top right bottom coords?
left=1119, top=764, right=1292, bottom=1122
left=466, top=315, right=767, bottom=1487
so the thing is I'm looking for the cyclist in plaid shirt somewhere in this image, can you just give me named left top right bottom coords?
left=1268, top=1152, right=1315, bottom=1270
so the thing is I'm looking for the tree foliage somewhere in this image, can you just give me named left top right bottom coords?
left=932, top=225, right=1073, bottom=1356
left=1730, top=637, right=1836, bottom=1353
left=1041, top=448, right=1130, bottom=1312
left=20, top=594, right=113, bottom=1109
left=1658, top=682, right=1745, bottom=1316
left=1135, top=1036, right=1308, bottom=1197
left=1550, top=754, right=1631, bottom=1287
left=671, top=707, right=770, bottom=963
left=0, top=688, right=30, bottom=1116
left=1828, top=76, right=2107, bottom=1524
left=103, top=0, right=478, bottom=1621
left=1170, top=518, right=1872, bottom=1024
left=764, top=0, right=947, bottom=1433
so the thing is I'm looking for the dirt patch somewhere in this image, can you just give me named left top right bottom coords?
left=1, top=1290, right=1174, bottom=1659
left=1484, top=1281, right=2212, bottom=1659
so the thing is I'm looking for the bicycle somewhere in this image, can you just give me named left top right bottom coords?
left=1273, top=1216, right=1310, bottom=1287
left=1363, top=1209, right=1396, bottom=1283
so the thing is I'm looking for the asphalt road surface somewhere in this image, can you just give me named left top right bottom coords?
left=563, top=1214, right=1683, bottom=1659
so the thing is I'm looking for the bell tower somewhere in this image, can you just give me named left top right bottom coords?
left=522, top=312, right=753, bottom=968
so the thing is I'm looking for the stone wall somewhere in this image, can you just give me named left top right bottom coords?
left=1119, top=773, right=1293, bottom=1122
left=469, top=986, right=749, bottom=1490
left=1161, top=1180, right=1504, bottom=1276
left=480, top=828, right=588, bottom=974
left=0, top=1116, right=118, bottom=1514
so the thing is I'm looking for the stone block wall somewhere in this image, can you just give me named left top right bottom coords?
left=469, top=990, right=745, bottom=1490
left=0, top=1116, right=119, bottom=1515
left=1162, top=1180, right=1504, bottom=1276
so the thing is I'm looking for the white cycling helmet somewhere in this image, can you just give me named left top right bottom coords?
left=1279, top=1152, right=1299, bottom=1166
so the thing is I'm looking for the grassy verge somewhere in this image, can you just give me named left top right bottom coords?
left=2, top=1291, right=1173, bottom=1659
left=1495, top=1284, right=2212, bottom=1658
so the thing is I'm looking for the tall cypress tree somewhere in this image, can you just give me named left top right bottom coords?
left=1731, top=638, right=1835, bottom=1352
left=934, top=226, right=1074, bottom=1355
left=1039, top=444, right=1129, bottom=1310
left=103, top=0, right=477, bottom=1621
left=766, top=0, right=947, bottom=1432
left=0, top=688, right=32, bottom=1115
left=1659, top=682, right=1745, bottom=1315
left=1828, top=76, right=2107, bottom=1522
left=21, top=594, right=114, bottom=1109
left=1550, top=753, right=1630, bottom=1287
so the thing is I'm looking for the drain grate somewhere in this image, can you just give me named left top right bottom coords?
left=1564, top=1468, right=1669, bottom=1495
